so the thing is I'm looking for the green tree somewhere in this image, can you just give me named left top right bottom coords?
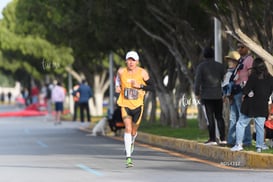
left=202, top=0, right=273, bottom=72
left=119, top=0, right=213, bottom=127
left=11, top=0, right=130, bottom=115
left=2, top=0, right=215, bottom=125
left=7, top=0, right=271, bottom=128
left=0, top=0, right=74, bottom=81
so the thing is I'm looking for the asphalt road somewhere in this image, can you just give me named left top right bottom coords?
left=0, top=105, right=273, bottom=182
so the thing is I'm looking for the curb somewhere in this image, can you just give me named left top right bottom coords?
left=136, top=132, right=273, bottom=169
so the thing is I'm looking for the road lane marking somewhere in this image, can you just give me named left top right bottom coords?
left=76, top=164, right=103, bottom=176
left=36, top=140, right=48, bottom=148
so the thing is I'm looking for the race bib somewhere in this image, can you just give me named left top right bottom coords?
left=124, top=88, right=139, bottom=100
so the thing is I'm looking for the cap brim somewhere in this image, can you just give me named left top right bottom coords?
left=224, top=56, right=237, bottom=61
left=126, top=57, right=137, bottom=61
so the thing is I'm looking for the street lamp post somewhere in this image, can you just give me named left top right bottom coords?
left=214, top=17, right=222, bottom=63
left=108, top=52, right=114, bottom=119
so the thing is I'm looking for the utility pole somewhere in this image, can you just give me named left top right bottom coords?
left=68, top=65, right=73, bottom=114
left=108, top=52, right=114, bottom=118
left=214, top=17, right=222, bottom=63
left=214, top=17, right=222, bottom=140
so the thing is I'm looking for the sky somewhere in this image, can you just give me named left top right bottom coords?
left=0, top=0, right=12, bottom=19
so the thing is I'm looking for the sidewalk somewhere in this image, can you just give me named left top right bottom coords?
left=136, top=132, right=273, bottom=169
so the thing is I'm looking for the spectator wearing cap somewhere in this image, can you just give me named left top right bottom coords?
left=115, top=50, right=154, bottom=167
left=227, top=42, right=254, bottom=147
left=222, top=51, right=240, bottom=97
left=223, top=51, right=248, bottom=146
left=194, top=47, right=226, bottom=145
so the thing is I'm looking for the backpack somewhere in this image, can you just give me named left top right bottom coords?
left=229, top=56, right=248, bottom=95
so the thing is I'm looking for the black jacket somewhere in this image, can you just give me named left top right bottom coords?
left=194, top=58, right=225, bottom=99
left=241, top=75, right=273, bottom=117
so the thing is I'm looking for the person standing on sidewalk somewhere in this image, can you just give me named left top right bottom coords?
left=115, top=50, right=154, bottom=168
left=30, top=84, right=39, bottom=104
left=73, top=80, right=93, bottom=123
left=45, top=82, right=53, bottom=121
left=51, top=81, right=66, bottom=125
left=231, top=57, right=273, bottom=152
left=227, top=42, right=253, bottom=147
left=194, top=47, right=226, bottom=145
left=222, top=51, right=240, bottom=97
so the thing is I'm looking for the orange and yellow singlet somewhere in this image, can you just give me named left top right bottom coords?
left=117, top=67, right=146, bottom=110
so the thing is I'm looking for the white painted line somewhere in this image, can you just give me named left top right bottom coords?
left=76, top=164, right=103, bottom=176
left=36, top=140, right=48, bottom=148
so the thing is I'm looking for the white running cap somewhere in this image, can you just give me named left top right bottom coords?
left=125, top=51, right=139, bottom=61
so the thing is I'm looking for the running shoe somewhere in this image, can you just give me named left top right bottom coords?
left=126, top=157, right=133, bottom=168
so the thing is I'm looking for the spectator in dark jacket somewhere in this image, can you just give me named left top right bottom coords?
left=194, top=47, right=226, bottom=145
left=73, top=80, right=93, bottom=123
left=231, top=57, right=273, bottom=152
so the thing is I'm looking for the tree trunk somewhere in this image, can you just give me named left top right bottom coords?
left=143, top=92, right=156, bottom=123
left=90, top=72, right=110, bottom=116
left=65, top=66, right=82, bottom=82
left=157, top=91, right=178, bottom=127
left=197, top=104, right=207, bottom=130
left=225, top=2, right=273, bottom=75
left=177, top=92, right=188, bottom=128
left=90, top=92, right=104, bottom=116
left=64, top=67, right=109, bottom=116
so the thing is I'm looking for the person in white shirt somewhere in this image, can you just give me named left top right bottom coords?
left=51, top=81, right=66, bottom=125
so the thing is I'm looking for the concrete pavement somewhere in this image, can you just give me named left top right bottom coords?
left=2, top=104, right=272, bottom=169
